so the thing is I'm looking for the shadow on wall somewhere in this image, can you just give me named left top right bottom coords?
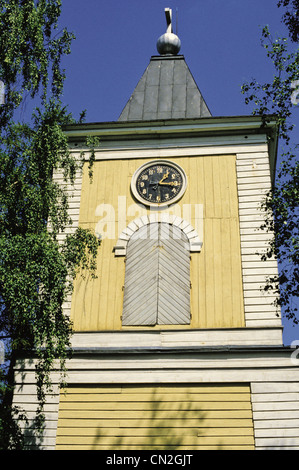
left=91, top=387, right=209, bottom=450
left=82, top=385, right=254, bottom=451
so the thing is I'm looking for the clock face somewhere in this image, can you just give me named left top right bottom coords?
left=131, top=161, right=187, bottom=206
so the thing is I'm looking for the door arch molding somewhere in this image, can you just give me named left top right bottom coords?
left=114, top=215, right=202, bottom=256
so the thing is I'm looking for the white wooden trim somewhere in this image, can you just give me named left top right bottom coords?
left=251, top=382, right=299, bottom=449
left=70, top=142, right=269, bottom=162
left=236, top=152, right=282, bottom=335
left=70, top=329, right=283, bottom=348
left=51, top=168, right=83, bottom=319
left=114, top=215, right=202, bottom=256
left=12, top=379, right=60, bottom=450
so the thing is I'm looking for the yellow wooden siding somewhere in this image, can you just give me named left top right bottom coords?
left=70, top=155, right=244, bottom=331
left=56, top=383, right=254, bottom=450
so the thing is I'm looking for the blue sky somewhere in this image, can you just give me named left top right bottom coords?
left=57, top=0, right=299, bottom=345
left=58, top=0, right=294, bottom=121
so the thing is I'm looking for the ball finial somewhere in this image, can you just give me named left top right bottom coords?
left=156, top=8, right=181, bottom=56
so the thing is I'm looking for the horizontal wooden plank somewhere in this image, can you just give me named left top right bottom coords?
left=56, top=418, right=254, bottom=429
left=237, top=183, right=271, bottom=191
left=236, top=154, right=268, bottom=162
left=241, top=289, right=276, bottom=298
left=254, top=419, right=299, bottom=429
left=55, top=443, right=255, bottom=450
left=245, top=320, right=282, bottom=328
left=39, top=353, right=293, bottom=370
left=239, top=221, right=268, bottom=229
left=62, top=384, right=250, bottom=394
left=253, top=402, right=299, bottom=412
left=238, top=192, right=269, bottom=201
left=255, top=437, right=299, bottom=447
left=60, top=392, right=251, bottom=402
left=56, top=426, right=253, bottom=437
left=15, top=411, right=59, bottom=421
left=242, top=267, right=279, bottom=276
left=245, top=313, right=280, bottom=321
left=13, top=394, right=59, bottom=404
left=237, top=172, right=271, bottom=181
left=239, top=214, right=267, bottom=222
left=55, top=435, right=254, bottom=446
left=18, top=420, right=59, bottom=430
left=238, top=189, right=270, bottom=197
left=251, top=383, right=299, bottom=394
left=244, top=296, right=277, bottom=306
left=240, top=232, right=274, bottom=240
left=237, top=164, right=270, bottom=173
left=59, top=401, right=252, bottom=411
left=16, top=368, right=299, bottom=385
left=255, top=428, right=299, bottom=438
left=57, top=410, right=253, bottom=420
left=253, top=410, right=299, bottom=420
left=10, top=403, right=58, bottom=413
left=243, top=305, right=277, bottom=313
left=22, top=429, right=57, bottom=438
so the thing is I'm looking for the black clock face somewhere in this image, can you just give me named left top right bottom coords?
left=135, top=163, right=185, bottom=205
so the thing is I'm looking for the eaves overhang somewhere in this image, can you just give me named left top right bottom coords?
left=63, top=114, right=279, bottom=185
left=63, top=115, right=278, bottom=140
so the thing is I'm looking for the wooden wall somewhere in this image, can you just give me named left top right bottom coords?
left=12, top=352, right=299, bottom=450
left=56, top=383, right=254, bottom=450
left=251, top=382, right=299, bottom=449
left=236, top=151, right=281, bottom=328
left=70, top=154, right=245, bottom=331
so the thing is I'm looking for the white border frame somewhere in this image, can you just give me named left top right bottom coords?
left=130, top=159, right=188, bottom=207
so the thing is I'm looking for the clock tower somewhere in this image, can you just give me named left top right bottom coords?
left=14, top=9, right=299, bottom=450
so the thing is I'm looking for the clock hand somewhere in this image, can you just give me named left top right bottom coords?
left=149, top=180, right=159, bottom=190
left=158, top=170, right=169, bottom=184
left=158, top=181, right=179, bottom=186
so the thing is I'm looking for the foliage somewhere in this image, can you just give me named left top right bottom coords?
left=242, top=26, right=299, bottom=142
left=242, top=25, right=299, bottom=324
left=0, top=0, right=99, bottom=449
left=260, top=147, right=299, bottom=323
left=278, top=0, right=299, bottom=43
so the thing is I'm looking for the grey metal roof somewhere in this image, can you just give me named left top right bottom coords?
left=118, top=55, right=211, bottom=122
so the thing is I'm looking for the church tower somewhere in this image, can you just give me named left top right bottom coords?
left=14, top=9, right=299, bottom=450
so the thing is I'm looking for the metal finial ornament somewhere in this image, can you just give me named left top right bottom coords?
left=157, top=8, right=181, bottom=56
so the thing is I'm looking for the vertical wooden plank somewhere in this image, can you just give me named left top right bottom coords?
left=227, top=155, right=239, bottom=218
left=70, top=154, right=245, bottom=331
left=213, top=218, right=223, bottom=327
left=190, top=155, right=204, bottom=328
left=230, top=216, right=245, bottom=327
left=203, top=217, right=215, bottom=328
left=221, top=218, right=233, bottom=325
left=212, top=156, right=222, bottom=218
left=203, top=156, right=214, bottom=218
left=219, top=155, right=231, bottom=218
